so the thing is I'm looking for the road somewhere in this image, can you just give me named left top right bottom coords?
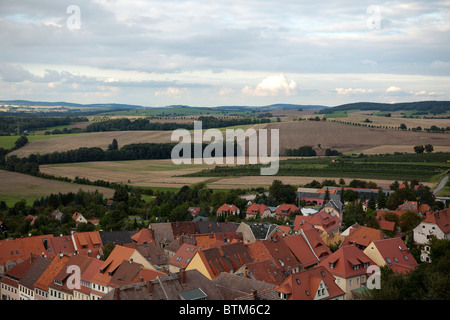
left=433, top=173, right=449, bottom=195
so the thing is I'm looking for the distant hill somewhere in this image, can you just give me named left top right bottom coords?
left=318, top=101, right=450, bottom=115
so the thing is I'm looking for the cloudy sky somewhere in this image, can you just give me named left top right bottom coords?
left=1, top=0, right=449, bottom=107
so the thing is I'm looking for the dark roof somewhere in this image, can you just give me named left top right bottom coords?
left=135, top=243, right=167, bottom=266
left=196, top=221, right=222, bottom=234
left=243, top=222, right=278, bottom=240
left=212, top=272, right=277, bottom=300
left=102, top=269, right=224, bottom=300
left=99, top=230, right=136, bottom=246
left=18, top=256, right=51, bottom=290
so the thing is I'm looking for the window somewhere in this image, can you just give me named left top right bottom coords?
left=296, top=279, right=301, bottom=285
left=176, top=257, right=182, bottom=262
left=393, top=257, right=398, bottom=262
left=404, top=255, right=409, bottom=261
left=386, top=258, right=392, bottom=264
left=305, top=290, right=310, bottom=296
left=329, top=262, right=335, bottom=269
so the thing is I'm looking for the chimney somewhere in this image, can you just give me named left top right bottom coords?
left=146, top=280, right=153, bottom=293
left=115, top=288, right=121, bottom=300
left=179, top=269, right=187, bottom=284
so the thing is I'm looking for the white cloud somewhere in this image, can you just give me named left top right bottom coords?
left=335, top=87, right=373, bottom=95
left=242, top=74, right=297, bottom=97
left=386, top=86, right=402, bottom=93
left=154, top=87, right=189, bottom=97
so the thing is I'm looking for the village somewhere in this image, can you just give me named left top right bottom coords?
left=1, top=184, right=448, bottom=301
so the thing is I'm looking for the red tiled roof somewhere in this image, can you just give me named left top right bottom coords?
left=341, top=226, right=386, bottom=248
left=0, top=234, right=54, bottom=266
left=131, top=228, right=155, bottom=245
left=318, top=245, right=375, bottom=279
left=299, top=210, right=341, bottom=233
left=34, top=255, right=71, bottom=292
left=275, top=266, right=345, bottom=300
left=245, top=259, right=286, bottom=285
left=169, top=243, right=198, bottom=269
left=246, top=203, right=270, bottom=215
left=370, top=237, right=418, bottom=273
left=275, top=204, right=299, bottom=216
left=423, top=208, right=450, bottom=234
left=283, top=234, right=319, bottom=267
left=216, top=203, right=239, bottom=215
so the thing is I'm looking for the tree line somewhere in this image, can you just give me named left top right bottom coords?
left=85, top=116, right=270, bottom=132
left=0, top=116, right=87, bottom=136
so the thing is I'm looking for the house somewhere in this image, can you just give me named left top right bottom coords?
left=71, top=231, right=103, bottom=257
left=397, top=200, right=418, bottom=211
left=48, top=253, right=98, bottom=300
left=236, top=222, right=279, bottom=243
left=171, top=221, right=199, bottom=238
left=340, top=226, right=387, bottom=250
left=99, top=230, right=136, bottom=247
left=260, top=236, right=301, bottom=276
left=284, top=229, right=331, bottom=270
left=90, top=245, right=157, bottom=300
left=18, top=255, right=51, bottom=300
left=237, top=259, right=286, bottom=286
left=107, top=260, right=163, bottom=289
left=413, top=208, right=450, bottom=263
left=275, top=204, right=299, bottom=219
left=294, top=209, right=341, bottom=236
left=245, top=203, right=272, bottom=219
left=185, top=242, right=252, bottom=280
left=321, top=199, right=344, bottom=220
left=45, top=235, right=76, bottom=260
left=34, top=254, right=71, bottom=300
left=130, top=228, right=155, bottom=245
left=73, top=257, right=104, bottom=300
left=216, top=203, right=240, bottom=217
left=135, top=242, right=168, bottom=269
left=212, top=272, right=280, bottom=300
left=163, top=234, right=197, bottom=260
left=1, top=256, right=32, bottom=300
left=168, top=243, right=198, bottom=272
left=318, top=245, right=376, bottom=300
left=51, top=210, right=63, bottom=221
left=188, top=207, right=200, bottom=217
left=72, top=212, right=88, bottom=224
left=102, top=269, right=224, bottom=300
left=275, top=266, right=345, bottom=300
left=0, top=234, right=54, bottom=277
left=363, top=238, right=418, bottom=274
left=149, top=222, right=174, bottom=248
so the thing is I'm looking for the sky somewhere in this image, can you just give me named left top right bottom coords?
left=0, top=0, right=449, bottom=107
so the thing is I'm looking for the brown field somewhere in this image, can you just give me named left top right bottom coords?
left=0, top=169, right=115, bottom=205
left=39, top=159, right=433, bottom=191
left=262, top=120, right=450, bottom=154
left=9, top=131, right=174, bottom=158
left=337, top=112, right=450, bottom=129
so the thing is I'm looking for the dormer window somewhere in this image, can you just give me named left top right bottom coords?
left=329, top=262, right=335, bottom=269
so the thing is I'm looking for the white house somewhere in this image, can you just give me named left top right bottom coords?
left=413, top=208, right=450, bottom=262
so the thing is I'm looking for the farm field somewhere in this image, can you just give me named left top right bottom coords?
left=38, top=157, right=435, bottom=191
left=7, top=119, right=450, bottom=159
left=0, top=169, right=115, bottom=206
left=262, top=120, right=450, bottom=154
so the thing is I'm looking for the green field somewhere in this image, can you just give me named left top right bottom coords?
left=183, top=153, right=450, bottom=182
left=0, top=133, right=85, bottom=149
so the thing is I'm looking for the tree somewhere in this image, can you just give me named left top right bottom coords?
left=424, top=144, right=434, bottom=153
left=400, top=123, right=407, bottom=130
left=324, top=188, right=330, bottom=201
left=108, top=138, right=119, bottom=151
left=14, top=135, right=28, bottom=149
left=113, top=185, right=129, bottom=203
left=368, top=192, right=377, bottom=210
left=386, top=188, right=416, bottom=210
left=414, top=145, right=425, bottom=154
left=399, top=210, right=422, bottom=234
left=377, top=189, right=387, bottom=209
left=343, top=201, right=365, bottom=228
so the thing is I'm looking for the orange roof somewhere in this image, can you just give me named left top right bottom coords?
left=245, top=259, right=286, bottom=285
left=195, top=234, right=219, bottom=250
left=0, top=234, right=54, bottom=265
left=283, top=233, right=319, bottom=267
left=34, top=255, right=71, bottom=292
left=275, top=204, right=299, bottom=216
left=72, top=231, right=102, bottom=256
left=131, top=228, right=154, bottom=245
left=423, top=208, right=450, bottom=234
left=275, top=266, right=345, bottom=300
left=245, top=241, right=274, bottom=264
left=341, top=226, right=386, bottom=248
left=216, top=203, right=239, bottom=214
left=318, top=245, right=375, bottom=279
left=370, top=238, right=418, bottom=273
left=169, top=243, right=198, bottom=269
left=246, top=203, right=270, bottom=215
